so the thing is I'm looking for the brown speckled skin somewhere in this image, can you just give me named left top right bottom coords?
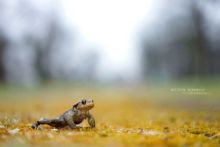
left=32, top=99, right=95, bottom=129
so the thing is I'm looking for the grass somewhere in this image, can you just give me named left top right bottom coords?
left=0, top=83, right=220, bottom=146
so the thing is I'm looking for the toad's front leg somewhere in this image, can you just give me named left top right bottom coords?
left=87, top=113, right=96, bottom=128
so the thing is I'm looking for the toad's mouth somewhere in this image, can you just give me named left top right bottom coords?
left=79, top=103, right=94, bottom=111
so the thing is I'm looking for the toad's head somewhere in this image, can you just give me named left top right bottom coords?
left=73, top=99, right=94, bottom=111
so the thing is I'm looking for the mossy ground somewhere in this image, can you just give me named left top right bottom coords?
left=0, top=84, right=219, bottom=146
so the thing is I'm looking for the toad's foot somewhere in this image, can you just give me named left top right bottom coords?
left=31, top=122, right=38, bottom=129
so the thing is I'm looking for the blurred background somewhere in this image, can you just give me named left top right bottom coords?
left=1, top=1, right=220, bottom=146
left=0, top=0, right=219, bottom=86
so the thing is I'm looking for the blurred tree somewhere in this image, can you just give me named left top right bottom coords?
left=190, top=1, right=210, bottom=76
left=0, top=34, right=6, bottom=82
left=141, top=0, right=220, bottom=80
left=34, top=16, right=63, bottom=81
left=0, top=0, right=72, bottom=85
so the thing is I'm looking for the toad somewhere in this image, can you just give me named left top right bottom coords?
left=32, top=99, right=95, bottom=129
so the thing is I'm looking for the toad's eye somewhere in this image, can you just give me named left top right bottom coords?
left=82, top=100, right=86, bottom=105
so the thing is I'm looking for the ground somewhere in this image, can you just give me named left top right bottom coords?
left=0, top=82, right=220, bottom=146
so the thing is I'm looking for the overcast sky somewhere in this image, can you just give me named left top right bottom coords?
left=60, top=0, right=154, bottom=80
